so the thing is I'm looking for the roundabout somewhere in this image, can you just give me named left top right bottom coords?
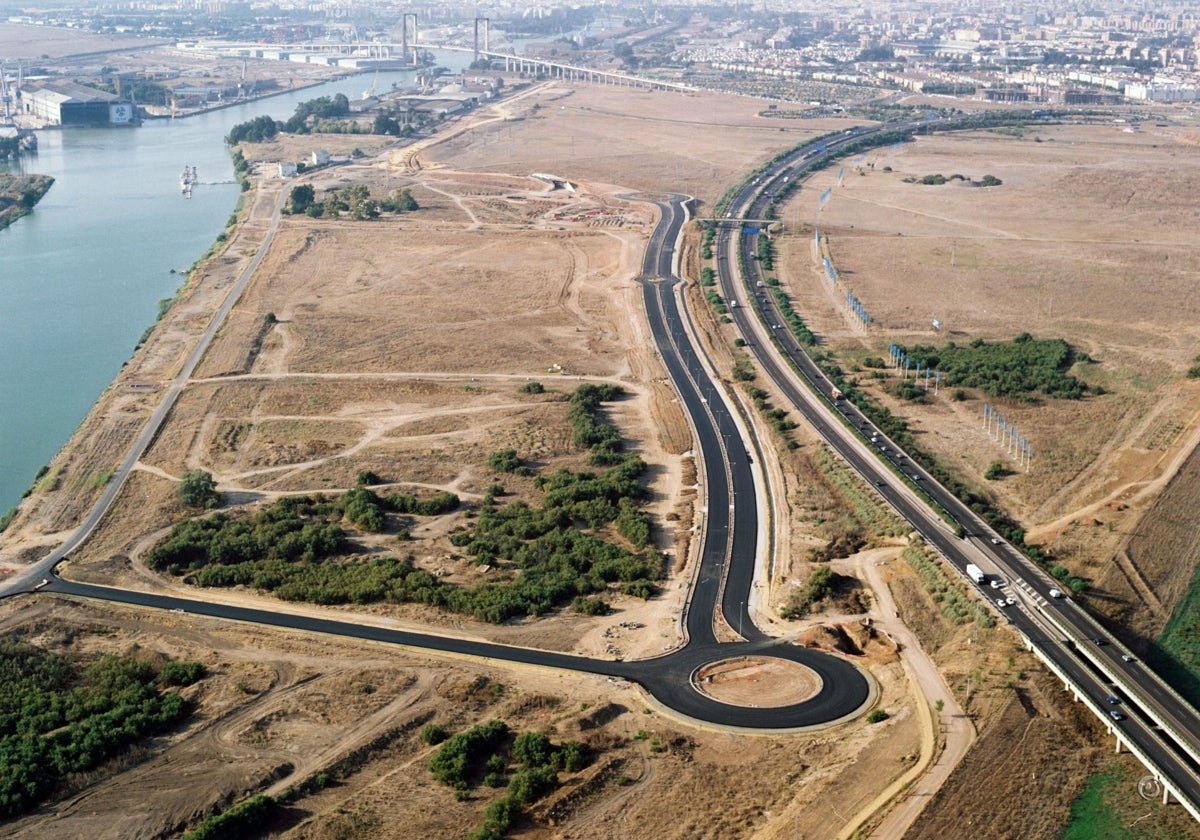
left=693, top=655, right=822, bottom=708
left=10, top=187, right=876, bottom=734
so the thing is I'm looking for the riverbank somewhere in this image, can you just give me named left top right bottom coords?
left=0, top=174, right=54, bottom=231
left=0, top=169, right=281, bottom=555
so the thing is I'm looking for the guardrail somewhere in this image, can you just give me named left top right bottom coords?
left=1026, top=637, right=1200, bottom=821
left=1032, top=600, right=1200, bottom=772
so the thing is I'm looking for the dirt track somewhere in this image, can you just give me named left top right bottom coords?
left=3, top=38, right=1200, bottom=837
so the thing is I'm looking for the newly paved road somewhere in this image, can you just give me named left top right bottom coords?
left=6, top=189, right=872, bottom=732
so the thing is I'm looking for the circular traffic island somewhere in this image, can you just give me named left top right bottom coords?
left=693, top=655, right=822, bottom=708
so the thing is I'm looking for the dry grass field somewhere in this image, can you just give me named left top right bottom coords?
left=0, top=76, right=942, bottom=838
left=777, top=121, right=1200, bottom=641
left=4, top=35, right=1200, bottom=837
left=0, top=23, right=154, bottom=59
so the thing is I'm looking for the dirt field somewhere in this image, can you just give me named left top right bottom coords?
left=0, top=75, right=942, bottom=838
left=0, top=592, right=922, bottom=840
left=775, top=119, right=1200, bottom=644
left=0, top=23, right=155, bottom=59
left=5, top=37, right=1200, bottom=836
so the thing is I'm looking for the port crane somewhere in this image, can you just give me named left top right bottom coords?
left=0, top=61, right=15, bottom=126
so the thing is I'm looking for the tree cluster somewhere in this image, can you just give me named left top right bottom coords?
left=334, top=486, right=460, bottom=532
left=568, top=383, right=626, bottom=466
left=283, top=94, right=351, bottom=134
left=148, top=495, right=347, bottom=577
left=285, top=184, right=418, bottom=219
left=225, top=114, right=278, bottom=145
left=147, top=386, right=658, bottom=622
left=427, top=720, right=590, bottom=840
left=0, top=640, right=201, bottom=818
left=178, top=468, right=220, bottom=509
left=447, top=455, right=661, bottom=621
left=901, top=333, right=1087, bottom=400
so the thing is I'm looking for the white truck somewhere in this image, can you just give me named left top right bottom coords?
left=966, top=563, right=986, bottom=584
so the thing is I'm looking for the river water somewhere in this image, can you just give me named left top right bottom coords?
left=0, top=56, right=469, bottom=513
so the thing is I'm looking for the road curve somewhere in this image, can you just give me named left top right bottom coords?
left=10, top=189, right=872, bottom=732
left=717, top=126, right=1200, bottom=809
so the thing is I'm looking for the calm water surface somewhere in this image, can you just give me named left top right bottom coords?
left=0, top=59, right=468, bottom=512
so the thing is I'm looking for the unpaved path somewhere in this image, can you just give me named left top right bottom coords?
left=840, top=547, right=977, bottom=839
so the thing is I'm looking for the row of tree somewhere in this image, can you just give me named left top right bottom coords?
left=286, top=183, right=418, bottom=219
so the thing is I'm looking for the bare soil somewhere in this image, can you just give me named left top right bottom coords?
left=0, top=72, right=947, bottom=838
left=775, top=120, right=1200, bottom=648
left=694, top=656, right=821, bottom=707
left=3, top=35, right=1198, bottom=836
left=0, top=23, right=156, bottom=59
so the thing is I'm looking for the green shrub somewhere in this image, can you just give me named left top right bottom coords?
left=422, top=724, right=448, bottom=745
left=488, top=450, right=522, bottom=473
left=158, top=661, right=206, bottom=686
left=182, top=795, right=276, bottom=840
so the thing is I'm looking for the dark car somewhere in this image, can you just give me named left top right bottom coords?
left=1093, top=637, right=1107, bottom=646
left=1105, top=695, right=1120, bottom=705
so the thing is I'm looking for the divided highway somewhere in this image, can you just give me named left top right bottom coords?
left=3, top=191, right=872, bottom=732
left=716, top=129, right=1200, bottom=814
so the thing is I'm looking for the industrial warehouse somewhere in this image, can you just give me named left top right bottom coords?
left=20, top=80, right=134, bottom=126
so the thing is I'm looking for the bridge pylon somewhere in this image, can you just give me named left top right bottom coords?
left=402, top=13, right=418, bottom=66
left=473, top=18, right=490, bottom=64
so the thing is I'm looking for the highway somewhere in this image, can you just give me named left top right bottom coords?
left=715, top=127, right=1200, bottom=813
left=3, top=188, right=872, bottom=732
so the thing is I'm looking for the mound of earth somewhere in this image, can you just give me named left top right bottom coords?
left=799, top=622, right=898, bottom=661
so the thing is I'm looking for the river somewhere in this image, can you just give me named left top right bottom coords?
left=0, top=55, right=470, bottom=514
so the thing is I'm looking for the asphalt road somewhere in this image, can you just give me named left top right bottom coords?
left=7, top=189, right=872, bottom=732
left=717, top=127, right=1200, bottom=809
